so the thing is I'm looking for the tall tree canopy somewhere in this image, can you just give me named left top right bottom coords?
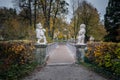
left=0, top=7, right=35, bottom=40
left=37, top=0, right=68, bottom=37
left=0, top=0, right=69, bottom=40
left=70, top=0, right=106, bottom=41
left=13, top=0, right=68, bottom=38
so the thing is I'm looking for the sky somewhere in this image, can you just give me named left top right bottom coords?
left=86, top=0, right=109, bottom=20
left=0, top=0, right=14, bottom=8
left=66, top=0, right=109, bottom=23
left=0, top=0, right=109, bottom=23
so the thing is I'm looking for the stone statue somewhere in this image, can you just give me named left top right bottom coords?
left=77, top=24, right=86, bottom=44
left=89, top=35, right=94, bottom=42
left=36, top=22, right=47, bottom=44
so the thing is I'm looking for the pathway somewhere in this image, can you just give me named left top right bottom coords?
left=23, top=44, right=107, bottom=80
left=47, top=44, right=75, bottom=65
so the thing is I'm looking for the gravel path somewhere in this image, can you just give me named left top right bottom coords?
left=23, top=64, right=107, bottom=80
left=23, top=44, right=107, bottom=80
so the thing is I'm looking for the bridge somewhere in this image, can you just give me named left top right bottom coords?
left=47, top=44, right=75, bottom=65
left=23, top=42, right=107, bottom=80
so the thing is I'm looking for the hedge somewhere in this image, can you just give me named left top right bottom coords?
left=85, top=42, right=120, bottom=80
left=0, top=40, right=37, bottom=80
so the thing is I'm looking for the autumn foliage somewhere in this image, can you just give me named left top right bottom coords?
left=86, top=42, right=120, bottom=78
left=0, top=41, right=36, bottom=79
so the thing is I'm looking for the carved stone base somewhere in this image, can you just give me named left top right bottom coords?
left=75, top=44, right=87, bottom=62
left=34, top=44, right=47, bottom=65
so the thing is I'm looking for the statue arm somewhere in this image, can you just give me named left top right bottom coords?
left=43, top=29, right=46, bottom=32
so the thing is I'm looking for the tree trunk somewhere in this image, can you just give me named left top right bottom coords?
left=28, top=0, right=32, bottom=26
left=47, top=0, right=53, bottom=37
left=34, top=0, right=37, bottom=29
left=51, top=0, right=59, bottom=39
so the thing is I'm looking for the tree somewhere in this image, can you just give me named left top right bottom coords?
left=0, top=8, right=17, bottom=39
left=53, top=17, right=69, bottom=40
left=13, top=0, right=68, bottom=38
left=18, top=0, right=33, bottom=26
left=38, top=0, right=53, bottom=36
left=34, top=0, right=37, bottom=28
left=0, top=7, right=16, bottom=25
left=104, top=0, right=120, bottom=42
left=13, top=0, right=38, bottom=28
left=38, top=0, right=68, bottom=38
left=0, top=7, right=35, bottom=40
left=2, top=18, right=35, bottom=40
left=70, top=0, right=106, bottom=41
left=51, top=0, right=69, bottom=39
left=70, top=0, right=78, bottom=39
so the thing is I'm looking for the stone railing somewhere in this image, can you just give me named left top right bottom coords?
left=66, top=42, right=76, bottom=61
left=34, top=42, right=58, bottom=65
left=66, top=41, right=87, bottom=62
left=46, top=42, right=58, bottom=60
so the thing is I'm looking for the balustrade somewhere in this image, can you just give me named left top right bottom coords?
left=34, top=42, right=58, bottom=65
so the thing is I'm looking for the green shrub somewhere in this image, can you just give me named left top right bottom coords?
left=0, top=41, right=37, bottom=80
left=86, top=42, right=120, bottom=79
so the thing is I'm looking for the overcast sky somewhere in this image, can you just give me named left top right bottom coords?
left=66, top=0, right=109, bottom=23
left=0, top=0, right=13, bottom=8
left=0, top=0, right=109, bottom=23
left=86, top=0, right=109, bottom=20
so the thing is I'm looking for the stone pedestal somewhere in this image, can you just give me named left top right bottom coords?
left=34, top=43, right=47, bottom=65
left=75, top=44, right=87, bottom=62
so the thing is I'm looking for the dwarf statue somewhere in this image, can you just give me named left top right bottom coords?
left=36, top=23, right=47, bottom=44
left=77, top=24, right=86, bottom=44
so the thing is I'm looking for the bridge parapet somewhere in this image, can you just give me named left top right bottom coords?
left=34, top=42, right=58, bottom=65
left=66, top=41, right=87, bottom=62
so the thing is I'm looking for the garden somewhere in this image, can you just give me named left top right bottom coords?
left=0, top=40, right=37, bottom=80
left=84, top=42, right=120, bottom=80
left=0, top=0, right=120, bottom=80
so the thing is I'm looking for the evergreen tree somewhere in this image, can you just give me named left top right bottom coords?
left=104, top=0, right=120, bottom=42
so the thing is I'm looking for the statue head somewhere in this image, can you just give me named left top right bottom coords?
left=36, top=22, right=42, bottom=29
left=80, top=24, right=86, bottom=29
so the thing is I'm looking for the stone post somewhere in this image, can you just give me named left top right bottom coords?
left=34, top=44, right=47, bottom=65
left=75, top=44, right=87, bottom=62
